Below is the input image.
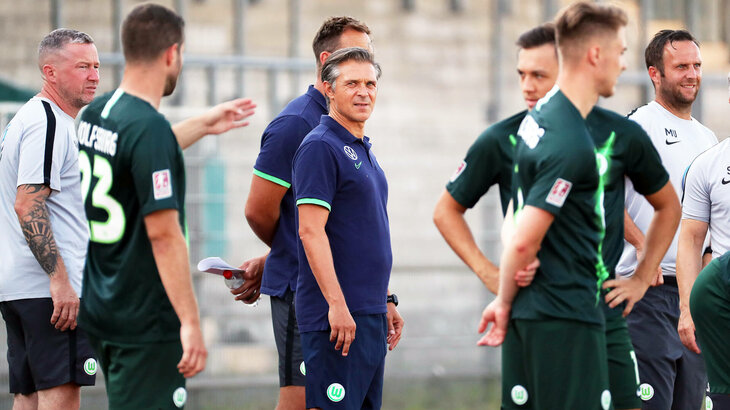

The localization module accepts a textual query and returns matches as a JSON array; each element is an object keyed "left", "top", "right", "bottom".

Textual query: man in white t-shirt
[
  {"left": 0, "top": 29, "right": 100, "bottom": 410},
  {"left": 675, "top": 73, "right": 730, "bottom": 408},
  {"left": 618, "top": 29, "right": 717, "bottom": 409}
]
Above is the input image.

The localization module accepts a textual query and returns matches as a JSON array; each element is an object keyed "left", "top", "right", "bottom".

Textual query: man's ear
[
  {"left": 41, "top": 64, "right": 55, "bottom": 83},
  {"left": 587, "top": 44, "right": 601, "bottom": 67},
  {"left": 323, "top": 81, "right": 335, "bottom": 99},
  {"left": 319, "top": 51, "right": 331, "bottom": 68},
  {"left": 648, "top": 65, "right": 662, "bottom": 86},
  {"left": 165, "top": 43, "right": 180, "bottom": 67}
]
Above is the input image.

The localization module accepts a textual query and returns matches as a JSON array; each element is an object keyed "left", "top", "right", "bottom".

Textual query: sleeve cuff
[
  {"left": 253, "top": 169, "right": 291, "bottom": 188},
  {"left": 296, "top": 198, "right": 331, "bottom": 211}
]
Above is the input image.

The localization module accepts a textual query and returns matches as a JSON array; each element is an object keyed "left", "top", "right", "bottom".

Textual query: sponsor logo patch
[
  {"left": 546, "top": 178, "right": 572, "bottom": 208},
  {"left": 706, "top": 396, "right": 714, "bottom": 410},
  {"left": 511, "top": 385, "right": 528, "bottom": 405},
  {"left": 327, "top": 383, "right": 345, "bottom": 402},
  {"left": 639, "top": 383, "right": 654, "bottom": 401},
  {"left": 300, "top": 361, "right": 306, "bottom": 376},
  {"left": 343, "top": 145, "right": 358, "bottom": 160},
  {"left": 153, "top": 169, "right": 173, "bottom": 200},
  {"left": 173, "top": 387, "right": 187, "bottom": 408},
  {"left": 450, "top": 161, "right": 467, "bottom": 182},
  {"left": 83, "top": 358, "right": 97, "bottom": 375}
]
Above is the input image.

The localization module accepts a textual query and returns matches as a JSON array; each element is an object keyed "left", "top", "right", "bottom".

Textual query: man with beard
[
  {"left": 617, "top": 29, "right": 717, "bottom": 409},
  {"left": 77, "top": 4, "right": 206, "bottom": 409}
]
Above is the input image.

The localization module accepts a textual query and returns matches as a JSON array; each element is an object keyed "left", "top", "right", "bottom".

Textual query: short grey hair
[
  {"left": 38, "top": 28, "right": 94, "bottom": 68},
  {"left": 321, "top": 47, "right": 381, "bottom": 90}
]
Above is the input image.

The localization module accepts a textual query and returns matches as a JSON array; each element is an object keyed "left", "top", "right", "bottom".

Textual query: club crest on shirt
[
  {"left": 517, "top": 115, "right": 545, "bottom": 149},
  {"left": 450, "top": 160, "right": 467, "bottom": 182},
  {"left": 343, "top": 145, "right": 358, "bottom": 160},
  {"left": 546, "top": 178, "right": 572, "bottom": 207},
  {"left": 153, "top": 169, "right": 173, "bottom": 200}
]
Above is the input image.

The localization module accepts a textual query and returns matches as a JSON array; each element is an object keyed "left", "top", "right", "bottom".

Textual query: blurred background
[{"left": 1, "top": 0, "right": 729, "bottom": 408}]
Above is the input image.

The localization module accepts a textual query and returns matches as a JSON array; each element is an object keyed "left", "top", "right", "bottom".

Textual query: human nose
[
  {"left": 89, "top": 67, "right": 100, "bottom": 82},
  {"left": 522, "top": 77, "right": 535, "bottom": 93}
]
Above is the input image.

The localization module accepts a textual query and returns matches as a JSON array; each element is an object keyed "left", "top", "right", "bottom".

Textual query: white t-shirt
[
  {"left": 681, "top": 137, "right": 730, "bottom": 257},
  {"left": 0, "top": 97, "right": 87, "bottom": 301},
  {"left": 617, "top": 101, "right": 717, "bottom": 277}
]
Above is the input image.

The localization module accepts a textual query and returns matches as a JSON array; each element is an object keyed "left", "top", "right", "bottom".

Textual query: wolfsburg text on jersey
[{"left": 78, "top": 120, "right": 117, "bottom": 156}]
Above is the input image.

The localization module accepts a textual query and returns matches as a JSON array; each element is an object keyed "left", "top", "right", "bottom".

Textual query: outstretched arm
[{"left": 172, "top": 98, "right": 256, "bottom": 149}]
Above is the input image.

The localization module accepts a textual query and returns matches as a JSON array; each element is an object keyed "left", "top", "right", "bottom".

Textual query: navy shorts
[
  {"left": 301, "top": 313, "right": 387, "bottom": 410},
  {"left": 626, "top": 283, "right": 706, "bottom": 409},
  {"left": 0, "top": 298, "right": 97, "bottom": 394},
  {"left": 271, "top": 289, "right": 306, "bottom": 387}
]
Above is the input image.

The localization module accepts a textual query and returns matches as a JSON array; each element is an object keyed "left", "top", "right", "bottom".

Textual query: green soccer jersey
[
  {"left": 587, "top": 107, "right": 669, "bottom": 319},
  {"left": 511, "top": 87, "right": 605, "bottom": 325},
  {"left": 77, "top": 89, "right": 185, "bottom": 343},
  {"left": 446, "top": 110, "right": 525, "bottom": 215}
]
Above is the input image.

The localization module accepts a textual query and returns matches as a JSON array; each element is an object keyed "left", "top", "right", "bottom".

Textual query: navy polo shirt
[
  {"left": 252, "top": 85, "right": 327, "bottom": 297},
  {"left": 293, "top": 115, "right": 392, "bottom": 333}
]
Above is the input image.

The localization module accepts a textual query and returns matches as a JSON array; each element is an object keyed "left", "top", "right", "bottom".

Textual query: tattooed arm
[{"left": 14, "top": 184, "right": 79, "bottom": 331}]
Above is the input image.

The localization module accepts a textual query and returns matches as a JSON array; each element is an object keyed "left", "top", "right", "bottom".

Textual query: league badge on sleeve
[
  {"left": 450, "top": 160, "right": 467, "bottom": 182},
  {"left": 546, "top": 178, "right": 572, "bottom": 207},
  {"left": 152, "top": 169, "right": 173, "bottom": 200}
]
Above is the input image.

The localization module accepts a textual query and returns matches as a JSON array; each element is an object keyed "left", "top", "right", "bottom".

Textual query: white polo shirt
[
  {"left": 682, "top": 137, "right": 730, "bottom": 257},
  {"left": 0, "top": 97, "right": 87, "bottom": 301},
  {"left": 617, "top": 101, "right": 717, "bottom": 277}
]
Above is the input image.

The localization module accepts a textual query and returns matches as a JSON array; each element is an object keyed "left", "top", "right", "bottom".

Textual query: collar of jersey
[
  {"left": 306, "top": 84, "right": 328, "bottom": 112},
  {"left": 319, "top": 115, "right": 372, "bottom": 149}
]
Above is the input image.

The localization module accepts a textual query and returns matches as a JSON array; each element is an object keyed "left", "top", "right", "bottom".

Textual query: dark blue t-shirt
[
  {"left": 253, "top": 85, "right": 327, "bottom": 297},
  {"left": 293, "top": 116, "right": 392, "bottom": 333}
]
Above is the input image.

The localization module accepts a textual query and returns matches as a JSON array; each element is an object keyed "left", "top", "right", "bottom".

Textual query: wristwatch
[{"left": 387, "top": 294, "right": 399, "bottom": 306}]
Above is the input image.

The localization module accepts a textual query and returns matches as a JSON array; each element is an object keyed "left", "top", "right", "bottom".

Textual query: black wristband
[
  {"left": 387, "top": 294, "right": 398, "bottom": 306},
  {"left": 704, "top": 246, "right": 713, "bottom": 256}
]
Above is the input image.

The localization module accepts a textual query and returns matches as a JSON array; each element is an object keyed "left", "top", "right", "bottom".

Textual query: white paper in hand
[{"left": 197, "top": 257, "right": 245, "bottom": 276}]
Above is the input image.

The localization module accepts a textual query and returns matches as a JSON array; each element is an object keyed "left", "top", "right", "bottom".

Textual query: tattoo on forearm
[{"left": 18, "top": 184, "right": 59, "bottom": 276}]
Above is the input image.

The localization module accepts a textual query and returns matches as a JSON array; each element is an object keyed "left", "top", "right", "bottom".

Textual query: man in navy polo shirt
[
  {"left": 293, "top": 47, "right": 404, "bottom": 409},
  {"left": 241, "top": 17, "right": 372, "bottom": 409}
]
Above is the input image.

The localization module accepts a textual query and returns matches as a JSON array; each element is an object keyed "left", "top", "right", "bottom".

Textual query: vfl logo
[
  {"left": 546, "top": 178, "right": 572, "bottom": 208},
  {"left": 722, "top": 166, "right": 730, "bottom": 185},
  {"left": 172, "top": 387, "right": 187, "bottom": 408},
  {"left": 706, "top": 396, "right": 714, "bottom": 410},
  {"left": 665, "top": 128, "right": 680, "bottom": 145},
  {"left": 639, "top": 383, "right": 654, "bottom": 401},
  {"left": 517, "top": 115, "right": 545, "bottom": 149},
  {"left": 601, "top": 390, "right": 612, "bottom": 410},
  {"left": 300, "top": 361, "right": 306, "bottom": 376},
  {"left": 327, "top": 383, "right": 345, "bottom": 402},
  {"left": 354, "top": 161, "right": 362, "bottom": 170},
  {"left": 83, "top": 358, "right": 97, "bottom": 375},
  {"left": 343, "top": 146, "right": 358, "bottom": 160},
  {"left": 511, "top": 385, "right": 528, "bottom": 405}
]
